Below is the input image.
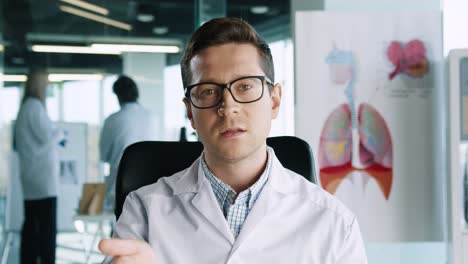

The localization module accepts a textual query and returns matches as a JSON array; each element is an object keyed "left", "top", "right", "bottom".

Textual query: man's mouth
[{"left": 220, "top": 128, "right": 246, "bottom": 138}]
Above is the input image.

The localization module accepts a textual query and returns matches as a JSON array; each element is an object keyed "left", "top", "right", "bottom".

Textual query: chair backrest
[{"left": 115, "top": 136, "right": 316, "bottom": 219}]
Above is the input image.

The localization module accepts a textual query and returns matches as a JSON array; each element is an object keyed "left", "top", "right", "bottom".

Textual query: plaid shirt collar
[{"left": 202, "top": 147, "right": 272, "bottom": 210}]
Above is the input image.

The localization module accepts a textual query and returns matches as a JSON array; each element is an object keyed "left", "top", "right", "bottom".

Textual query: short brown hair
[
  {"left": 113, "top": 75, "right": 139, "bottom": 103},
  {"left": 22, "top": 67, "right": 48, "bottom": 104},
  {"left": 180, "top": 17, "right": 274, "bottom": 88}
]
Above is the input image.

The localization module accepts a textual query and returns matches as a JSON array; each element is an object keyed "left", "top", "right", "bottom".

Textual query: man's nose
[{"left": 218, "top": 88, "right": 239, "bottom": 116}]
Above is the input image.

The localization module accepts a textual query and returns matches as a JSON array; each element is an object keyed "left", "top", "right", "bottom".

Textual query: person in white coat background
[
  {"left": 99, "top": 18, "right": 368, "bottom": 263},
  {"left": 14, "top": 67, "right": 65, "bottom": 263},
  {"left": 99, "top": 75, "right": 157, "bottom": 211}
]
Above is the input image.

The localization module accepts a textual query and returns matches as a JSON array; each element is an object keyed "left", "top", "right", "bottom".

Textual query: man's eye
[
  {"left": 239, "top": 85, "right": 252, "bottom": 91},
  {"left": 201, "top": 88, "right": 216, "bottom": 95}
]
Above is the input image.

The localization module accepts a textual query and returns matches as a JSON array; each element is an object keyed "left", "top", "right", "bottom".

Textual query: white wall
[
  {"left": 123, "top": 52, "right": 166, "bottom": 140},
  {"left": 325, "top": 0, "right": 440, "bottom": 11},
  {"left": 163, "top": 65, "right": 186, "bottom": 141},
  {"left": 444, "top": 0, "right": 468, "bottom": 54}
]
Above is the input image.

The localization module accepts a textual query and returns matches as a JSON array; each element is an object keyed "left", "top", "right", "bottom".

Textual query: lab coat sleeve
[
  {"left": 99, "top": 119, "right": 112, "bottom": 163},
  {"left": 336, "top": 217, "right": 368, "bottom": 264},
  {"left": 101, "top": 192, "right": 149, "bottom": 264},
  {"left": 29, "top": 101, "right": 62, "bottom": 145}
]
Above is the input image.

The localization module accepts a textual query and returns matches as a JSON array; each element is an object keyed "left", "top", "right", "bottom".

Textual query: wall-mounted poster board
[{"left": 295, "top": 11, "right": 443, "bottom": 242}]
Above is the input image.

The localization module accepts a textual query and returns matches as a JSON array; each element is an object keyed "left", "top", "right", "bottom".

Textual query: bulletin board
[{"left": 6, "top": 122, "right": 88, "bottom": 232}]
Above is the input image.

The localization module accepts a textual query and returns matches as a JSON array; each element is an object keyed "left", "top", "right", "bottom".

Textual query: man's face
[{"left": 184, "top": 43, "right": 281, "bottom": 162}]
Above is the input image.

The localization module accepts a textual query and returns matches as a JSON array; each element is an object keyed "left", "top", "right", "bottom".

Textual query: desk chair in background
[{"left": 114, "top": 136, "right": 316, "bottom": 220}]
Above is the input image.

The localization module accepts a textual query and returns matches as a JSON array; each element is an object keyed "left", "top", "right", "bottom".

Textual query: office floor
[{"left": 1, "top": 225, "right": 109, "bottom": 264}]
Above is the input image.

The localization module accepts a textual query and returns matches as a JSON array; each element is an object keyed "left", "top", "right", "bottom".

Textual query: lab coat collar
[
  {"left": 266, "top": 148, "right": 297, "bottom": 194},
  {"left": 230, "top": 149, "right": 298, "bottom": 254},
  {"left": 171, "top": 148, "right": 300, "bottom": 247},
  {"left": 172, "top": 147, "right": 297, "bottom": 196},
  {"left": 172, "top": 157, "right": 202, "bottom": 195}
]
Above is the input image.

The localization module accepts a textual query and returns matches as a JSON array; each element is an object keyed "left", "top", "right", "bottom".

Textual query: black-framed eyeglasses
[{"left": 184, "top": 75, "right": 274, "bottom": 109}]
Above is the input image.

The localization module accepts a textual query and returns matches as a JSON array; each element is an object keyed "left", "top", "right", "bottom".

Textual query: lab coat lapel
[
  {"left": 229, "top": 153, "right": 293, "bottom": 255},
  {"left": 230, "top": 183, "right": 280, "bottom": 254},
  {"left": 190, "top": 162, "right": 235, "bottom": 244}
]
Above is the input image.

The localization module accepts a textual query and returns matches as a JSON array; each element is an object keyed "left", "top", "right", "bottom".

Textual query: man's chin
[{"left": 209, "top": 144, "right": 245, "bottom": 161}]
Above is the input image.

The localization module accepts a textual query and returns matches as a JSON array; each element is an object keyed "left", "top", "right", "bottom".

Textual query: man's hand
[{"left": 99, "top": 238, "right": 156, "bottom": 263}]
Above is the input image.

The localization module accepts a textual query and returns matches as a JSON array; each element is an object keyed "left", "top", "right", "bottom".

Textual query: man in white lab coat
[
  {"left": 99, "top": 75, "right": 157, "bottom": 211},
  {"left": 99, "top": 18, "right": 368, "bottom": 263}
]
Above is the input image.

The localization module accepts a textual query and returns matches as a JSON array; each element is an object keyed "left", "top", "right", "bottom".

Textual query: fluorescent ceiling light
[
  {"left": 0, "top": 45, "right": 4, "bottom": 52},
  {"left": 31, "top": 45, "right": 121, "bottom": 55},
  {"left": 0, "top": 74, "right": 27, "bottom": 82},
  {"left": 49, "top": 74, "right": 104, "bottom": 82},
  {"left": 60, "top": 5, "right": 132, "bottom": 31},
  {"left": 91, "top": 43, "right": 180, "bottom": 53},
  {"left": 137, "top": 14, "right": 154, "bottom": 23},
  {"left": 250, "top": 6, "right": 269, "bottom": 14},
  {"left": 0, "top": 74, "right": 104, "bottom": 82},
  {"left": 59, "top": 0, "right": 109, "bottom": 15},
  {"left": 153, "top": 26, "right": 169, "bottom": 35},
  {"left": 31, "top": 44, "right": 179, "bottom": 55}
]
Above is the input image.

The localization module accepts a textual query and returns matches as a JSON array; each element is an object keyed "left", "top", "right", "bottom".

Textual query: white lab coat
[
  {"left": 14, "top": 98, "right": 63, "bottom": 200},
  {"left": 106, "top": 149, "right": 368, "bottom": 264},
  {"left": 99, "top": 102, "right": 157, "bottom": 207}
]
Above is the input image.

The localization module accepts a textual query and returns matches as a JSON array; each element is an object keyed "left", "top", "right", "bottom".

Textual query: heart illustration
[{"left": 387, "top": 39, "right": 429, "bottom": 80}]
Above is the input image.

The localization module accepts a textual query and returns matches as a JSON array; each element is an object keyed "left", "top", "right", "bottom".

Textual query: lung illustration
[{"left": 320, "top": 47, "right": 393, "bottom": 200}]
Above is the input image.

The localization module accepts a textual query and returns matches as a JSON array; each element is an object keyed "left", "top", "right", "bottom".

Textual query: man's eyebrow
[
  {"left": 197, "top": 74, "right": 259, "bottom": 84},
  {"left": 194, "top": 78, "right": 221, "bottom": 84}
]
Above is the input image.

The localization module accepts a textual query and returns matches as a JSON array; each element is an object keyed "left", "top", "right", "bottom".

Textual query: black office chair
[{"left": 114, "top": 136, "right": 316, "bottom": 219}]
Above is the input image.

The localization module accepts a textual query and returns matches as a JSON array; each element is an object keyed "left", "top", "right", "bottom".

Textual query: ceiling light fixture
[
  {"left": 12, "top": 57, "right": 25, "bottom": 64},
  {"left": 59, "top": 0, "right": 109, "bottom": 15},
  {"left": 137, "top": 14, "right": 154, "bottom": 23},
  {"left": 0, "top": 74, "right": 104, "bottom": 82},
  {"left": 31, "top": 44, "right": 179, "bottom": 55},
  {"left": 32, "top": 45, "right": 121, "bottom": 55},
  {"left": 0, "top": 74, "right": 27, "bottom": 82},
  {"left": 152, "top": 26, "right": 169, "bottom": 35},
  {"left": 250, "top": 6, "right": 269, "bottom": 14},
  {"left": 0, "top": 45, "right": 4, "bottom": 52},
  {"left": 91, "top": 43, "right": 180, "bottom": 53},
  {"left": 60, "top": 5, "right": 132, "bottom": 31},
  {"left": 49, "top": 74, "right": 104, "bottom": 82}
]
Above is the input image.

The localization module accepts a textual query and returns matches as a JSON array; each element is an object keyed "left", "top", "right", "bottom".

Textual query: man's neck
[
  {"left": 119, "top": 101, "right": 138, "bottom": 107},
  {"left": 204, "top": 145, "right": 268, "bottom": 193}
]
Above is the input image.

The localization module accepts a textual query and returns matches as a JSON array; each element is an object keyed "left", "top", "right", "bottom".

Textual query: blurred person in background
[
  {"left": 14, "top": 67, "right": 66, "bottom": 263},
  {"left": 99, "top": 75, "right": 158, "bottom": 212}
]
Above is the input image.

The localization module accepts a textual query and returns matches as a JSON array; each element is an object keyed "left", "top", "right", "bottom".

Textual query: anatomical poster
[{"left": 295, "top": 12, "right": 442, "bottom": 241}]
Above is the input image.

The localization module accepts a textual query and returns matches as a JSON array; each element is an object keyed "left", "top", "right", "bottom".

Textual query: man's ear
[
  {"left": 270, "top": 83, "right": 282, "bottom": 119},
  {"left": 183, "top": 97, "right": 196, "bottom": 129}
]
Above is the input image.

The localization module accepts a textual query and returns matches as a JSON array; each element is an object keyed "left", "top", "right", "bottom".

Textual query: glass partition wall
[{"left": 0, "top": 0, "right": 293, "bottom": 262}]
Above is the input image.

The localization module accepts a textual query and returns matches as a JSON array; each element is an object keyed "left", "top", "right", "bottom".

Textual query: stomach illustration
[{"left": 318, "top": 103, "right": 393, "bottom": 200}]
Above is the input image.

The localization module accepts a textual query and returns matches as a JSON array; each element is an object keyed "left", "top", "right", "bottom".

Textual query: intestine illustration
[{"left": 318, "top": 47, "right": 393, "bottom": 200}]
